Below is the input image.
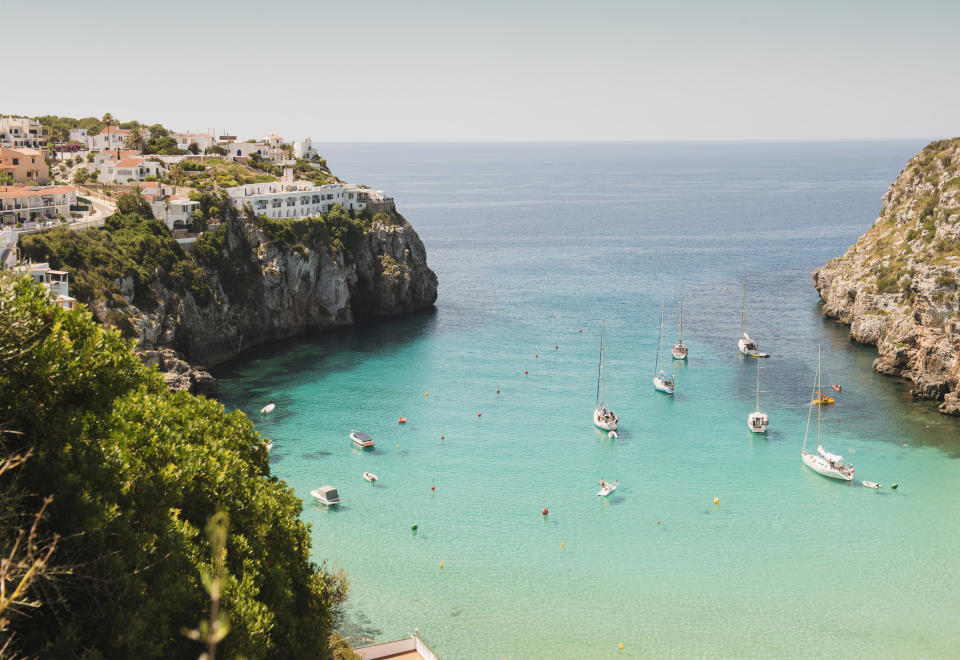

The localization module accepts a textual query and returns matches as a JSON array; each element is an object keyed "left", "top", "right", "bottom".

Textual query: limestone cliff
[
  {"left": 89, "top": 209, "right": 437, "bottom": 376},
  {"left": 813, "top": 138, "right": 960, "bottom": 415}
]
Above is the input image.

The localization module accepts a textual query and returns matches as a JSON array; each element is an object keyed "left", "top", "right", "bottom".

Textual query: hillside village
[{"left": 1, "top": 113, "right": 394, "bottom": 310}]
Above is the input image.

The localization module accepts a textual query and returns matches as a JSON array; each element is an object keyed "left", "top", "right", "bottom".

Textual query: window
[{"left": 12, "top": 158, "right": 18, "bottom": 165}]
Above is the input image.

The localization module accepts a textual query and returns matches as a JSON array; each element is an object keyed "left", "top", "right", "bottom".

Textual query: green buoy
[
  {"left": 411, "top": 524, "right": 418, "bottom": 531},
  {"left": 891, "top": 483, "right": 899, "bottom": 490}
]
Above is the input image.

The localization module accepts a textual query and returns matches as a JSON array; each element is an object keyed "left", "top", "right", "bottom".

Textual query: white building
[
  {"left": 68, "top": 128, "right": 90, "bottom": 148},
  {"left": 99, "top": 156, "right": 167, "bottom": 184},
  {"left": 222, "top": 142, "right": 268, "bottom": 159},
  {"left": 261, "top": 133, "right": 284, "bottom": 147},
  {"left": 0, "top": 185, "right": 77, "bottom": 225},
  {"left": 91, "top": 126, "right": 150, "bottom": 151},
  {"left": 141, "top": 182, "right": 200, "bottom": 229},
  {"left": 11, "top": 260, "right": 77, "bottom": 310},
  {"left": 293, "top": 137, "right": 320, "bottom": 160},
  {"left": 0, "top": 117, "right": 44, "bottom": 149},
  {"left": 225, "top": 175, "right": 389, "bottom": 219},
  {"left": 176, "top": 132, "right": 216, "bottom": 152},
  {"left": 92, "top": 149, "right": 141, "bottom": 169}
]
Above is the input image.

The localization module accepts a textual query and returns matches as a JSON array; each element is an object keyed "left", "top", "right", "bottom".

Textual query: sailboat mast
[
  {"left": 679, "top": 279, "right": 684, "bottom": 343},
  {"left": 817, "top": 345, "right": 822, "bottom": 448},
  {"left": 741, "top": 269, "right": 747, "bottom": 336},
  {"left": 656, "top": 304, "right": 664, "bottom": 376},
  {"left": 598, "top": 321, "right": 605, "bottom": 406},
  {"left": 802, "top": 347, "right": 817, "bottom": 454}
]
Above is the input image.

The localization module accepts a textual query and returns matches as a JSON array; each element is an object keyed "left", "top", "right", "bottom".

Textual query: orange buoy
[
  {"left": 542, "top": 508, "right": 548, "bottom": 515},
  {"left": 398, "top": 417, "right": 407, "bottom": 424}
]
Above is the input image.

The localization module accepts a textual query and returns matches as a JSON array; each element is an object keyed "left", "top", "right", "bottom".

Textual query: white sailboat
[
  {"left": 593, "top": 320, "right": 619, "bottom": 431},
  {"left": 672, "top": 280, "right": 688, "bottom": 360},
  {"left": 653, "top": 303, "right": 675, "bottom": 395},
  {"left": 801, "top": 346, "right": 853, "bottom": 481},
  {"left": 738, "top": 270, "right": 769, "bottom": 358},
  {"left": 748, "top": 358, "right": 769, "bottom": 433}
]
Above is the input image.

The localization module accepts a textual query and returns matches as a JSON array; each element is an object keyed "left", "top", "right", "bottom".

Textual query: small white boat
[
  {"left": 597, "top": 479, "right": 618, "bottom": 497},
  {"left": 260, "top": 403, "right": 275, "bottom": 414},
  {"left": 363, "top": 472, "right": 378, "bottom": 482},
  {"left": 311, "top": 486, "right": 340, "bottom": 505},
  {"left": 266, "top": 442, "right": 273, "bottom": 451},
  {"left": 351, "top": 431, "right": 375, "bottom": 448},
  {"left": 593, "top": 321, "right": 619, "bottom": 431},
  {"left": 801, "top": 347, "right": 853, "bottom": 482},
  {"left": 748, "top": 359, "right": 769, "bottom": 433},
  {"left": 653, "top": 303, "right": 675, "bottom": 395},
  {"left": 672, "top": 279, "right": 688, "bottom": 360},
  {"left": 862, "top": 481, "right": 881, "bottom": 489}
]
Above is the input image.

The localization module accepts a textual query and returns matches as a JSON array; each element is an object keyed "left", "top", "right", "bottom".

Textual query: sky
[{"left": 3, "top": 0, "right": 958, "bottom": 142}]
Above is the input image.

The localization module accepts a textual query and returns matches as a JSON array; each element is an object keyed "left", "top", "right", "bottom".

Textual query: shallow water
[{"left": 216, "top": 142, "right": 960, "bottom": 658}]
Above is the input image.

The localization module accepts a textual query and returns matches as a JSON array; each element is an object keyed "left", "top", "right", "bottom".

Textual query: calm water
[{"left": 215, "top": 142, "right": 960, "bottom": 658}]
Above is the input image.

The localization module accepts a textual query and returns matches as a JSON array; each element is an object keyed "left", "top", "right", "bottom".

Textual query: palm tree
[{"left": 124, "top": 129, "right": 145, "bottom": 152}]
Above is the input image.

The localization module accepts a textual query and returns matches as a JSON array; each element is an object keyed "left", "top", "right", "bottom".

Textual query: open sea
[{"left": 214, "top": 142, "right": 960, "bottom": 658}]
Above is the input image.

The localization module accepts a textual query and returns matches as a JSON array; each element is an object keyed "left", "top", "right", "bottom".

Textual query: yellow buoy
[
  {"left": 439, "top": 562, "right": 444, "bottom": 569},
  {"left": 619, "top": 642, "right": 624, "bottom": 650},
  {"left": 714, "top": 497, "right": 720, "bottom": 505},
  {"left": 396, "top": 444, "right": 400, "bottom": 449},
  {"left": 561, "top": 541, "right": 565, "bottom": 548},
  {"left": 425, "top": 392, "right": 429, "bottom": 396}
]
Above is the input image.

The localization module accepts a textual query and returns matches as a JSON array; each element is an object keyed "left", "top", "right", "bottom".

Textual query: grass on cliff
[
  {"left": 19, "top": 196, "right": 214, "bottom": 316},
  {"left": 248, "top": 204, "right": 368, "bottom": 255},
  {"left": 163, "top": 158, "right": 276, "bottom": 190}
]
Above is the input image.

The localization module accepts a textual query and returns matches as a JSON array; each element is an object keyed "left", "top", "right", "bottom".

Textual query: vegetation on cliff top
[
  {"left": 0, "top": 274, "right": 349, "bottom": 658},
  {"left": 829, "top": 137, "right": 960, "bottom": 305}
]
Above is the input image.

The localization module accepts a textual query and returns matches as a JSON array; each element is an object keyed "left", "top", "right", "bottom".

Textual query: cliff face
[
  {"left": 93, "top": 210, "right": 437, "bottom": 371},
  {"left": 813, "top": 138, "right": 960, "bottom": 415}
]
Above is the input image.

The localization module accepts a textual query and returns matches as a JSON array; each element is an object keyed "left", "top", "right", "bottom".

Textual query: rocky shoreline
[{"left": 813, "top": 138, "right": 960, "bottom": 415}]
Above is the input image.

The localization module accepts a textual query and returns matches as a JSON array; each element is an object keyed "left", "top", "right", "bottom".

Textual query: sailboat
[
  {"left": 653, "top": 303, "right": 675, "bottom": 395},
  {"left": 738, "top": 270, "right": 769, "bottom": 358},
  {"left": 672, "top": 280, "right": 688, "bottom": 360},
  {"left": 593, "top": 320, "right": 619, "bottom": 431},
  {"left": 801, "top": 346, "right": 853, "bottom": 481},
  {"left": 748, "top": 359, "right": 769, "bottom": 433}
]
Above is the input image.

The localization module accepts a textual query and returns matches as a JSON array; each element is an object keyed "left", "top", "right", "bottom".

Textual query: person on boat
[{"left": 599, "top": 477, "right": 606, "bottom": 488}]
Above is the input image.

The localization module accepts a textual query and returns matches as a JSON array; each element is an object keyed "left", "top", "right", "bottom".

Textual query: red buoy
[
  {"left": 524, "top": 370, "right": 528, "bottom": 375},
  {"left": 477, "top": 413, "right": 482, "bottom": 417},
  {"left": 536, "top": 354, "right": 539, "bottom": 358},
  {"left": 542, "top": 508, "right": 548, "bottom": 515},
  {"left": 555, "top": 345, "right": 558, "bottom": 349},
  {"left": 431, "top": 486, "right": 435, "bottom": 491},
  {"left": 579, "top": 329, "right": 582, "bottom": 333},
  {"left": 496, "top": 389, "right": 500, "bottom": 394},
  {"left": 398, "top": 417, "right": 407, "bottom": 424},
  {"left": 441, "top": 435, "right": 445, "bottom": 440}
]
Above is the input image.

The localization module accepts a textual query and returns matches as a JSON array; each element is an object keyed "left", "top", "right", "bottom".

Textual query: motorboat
[
  {"left": 363, "top": 472, "right": 378, "bottom": 482},
  {"left": 311, "top": 486, "right": 340, "bottom": 505},
  {"left": 801, "top": 347, "right": 853, "bottom": 481},
  {"left": 597, "top": 479, "right": 618, "bottom": 497},
  {"left": 593, "top": 321, "right": 619, "bottom": 431},
  {"left": 351, "top": 431, "right": 375, "bottom": 448},
  {"left": 260, "top": 403, "right": 275, "bottom": 414},
  {"left": 862, "top": 481, "right": 881, "bottom": 489}
]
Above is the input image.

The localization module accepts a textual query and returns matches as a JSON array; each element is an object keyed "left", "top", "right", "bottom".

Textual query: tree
[
  {"left": 205, "top": 145, "right": 227, "bottom": 156},
  {"left": 0, "top": 273, "right": 350, "bottom": 658},
  {"left": 117, "top": 188, "right": 153, "bottom": 217},
  {"left": 0, "top": 172, "right": 13, "bottom": 185},
  {"left": 188, "top": 142, "right": 201, "bottom": 155},
  {"left": 100, "top": 112, "right": 114, "bottom": 126},
  {"left": 124, "top": 129, "right": 146, "bottom": 152}
]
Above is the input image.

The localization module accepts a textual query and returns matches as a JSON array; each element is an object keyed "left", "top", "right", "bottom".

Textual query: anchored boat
[
  {"left": 672, "top": 280, "right": 688, "bottom": 360},
  {"left": 311, "top": 486, "right": 341, "bottom": 505},
  {"left": 748, "top": 358, "right": 769, "bottom": 433},
  {"left": 738, "top": 270, "right": 769, "bottom": 358},
  {"left": 801, "top": 347, "right": 853, "bottom": 481},
  {"left": 593, "top": 321, "right": 620, "bottom": 431},
  {"left": 653, "top": 303, "right": 675, "bottom": 395}
]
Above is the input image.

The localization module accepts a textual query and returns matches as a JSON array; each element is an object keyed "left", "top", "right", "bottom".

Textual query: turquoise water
[{"left": 216, "top": 143, "right": 960, "bottom": 658}]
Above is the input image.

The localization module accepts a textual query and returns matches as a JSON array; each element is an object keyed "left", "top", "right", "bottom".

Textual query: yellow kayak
[{"left": 813, "top": 391, "right": 835, "bottom": 405}]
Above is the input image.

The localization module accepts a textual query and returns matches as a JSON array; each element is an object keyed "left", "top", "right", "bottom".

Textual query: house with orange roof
[
  {"left": 98, "top": 156, "right": 167, "bottom": 184},
  {"left": 0, "top": 147, "right": 49, "bottom": 184},
  {"left": 0, "top": 185, "right": 77, "bottom": 225}
]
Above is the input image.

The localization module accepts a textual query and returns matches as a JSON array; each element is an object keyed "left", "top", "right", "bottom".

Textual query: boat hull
[
  {"left": 597, "top": 484, "right": 617, "bottom": 497},
  {"left": 671, "top": 343, "right": 688, "bottom": 360},
  {"left": 748, "top": 412, "right": 768, "bottom": 433},
  {"left": 801, "top": 451, "right": 853, "bottom": 481},
  {"left": 593, "top": 407, "right": 618, "bottom": 431},
  {"left": 653, "top": 376, "right": 674, "bottom": 395}
]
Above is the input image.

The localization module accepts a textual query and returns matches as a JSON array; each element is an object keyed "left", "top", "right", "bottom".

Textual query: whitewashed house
[
  {"left": 222, "top": 141, "right": 268, "bottom": 159},
  {"left": 68, "top": 128, "right": 90, "bottom": 148},
  {"left": 261, "top": 133, "right": 284, "bottom": 147},
  {"left": 0, "top": 117, "right": 44, "bottom": 149},
  {"left": 175, "top": 132, "right": 216, "bottom": 152},
  {"left": 99, "top": 156, "right": 167, "bottom": 184},
  {"left": 91, "top": 126, "right": 150, "bottom": 151},
  {"left": 0, "top": 185, "right": 77, "bottom": 225},
  {"left": 293, "top": 137, "right": 320, "bottom": 160},
  {"left": 225, "top": 171, "right": 389, "bottom": 219},
  {"left": 11, "top": 260, "right": 77, "bottom": 310}
]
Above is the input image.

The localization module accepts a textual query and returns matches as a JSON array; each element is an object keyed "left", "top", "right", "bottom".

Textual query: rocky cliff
[
  {"left": 813, "top": 138, "right": 960, "bottom": 415},
  {"left": 101, "top": 209, "right": 438, "bottom": 378}
]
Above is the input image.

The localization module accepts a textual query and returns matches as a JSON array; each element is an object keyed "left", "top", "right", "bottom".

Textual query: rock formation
[{"left": 813, "top": 138, "right": 960, "bottom": 415}]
